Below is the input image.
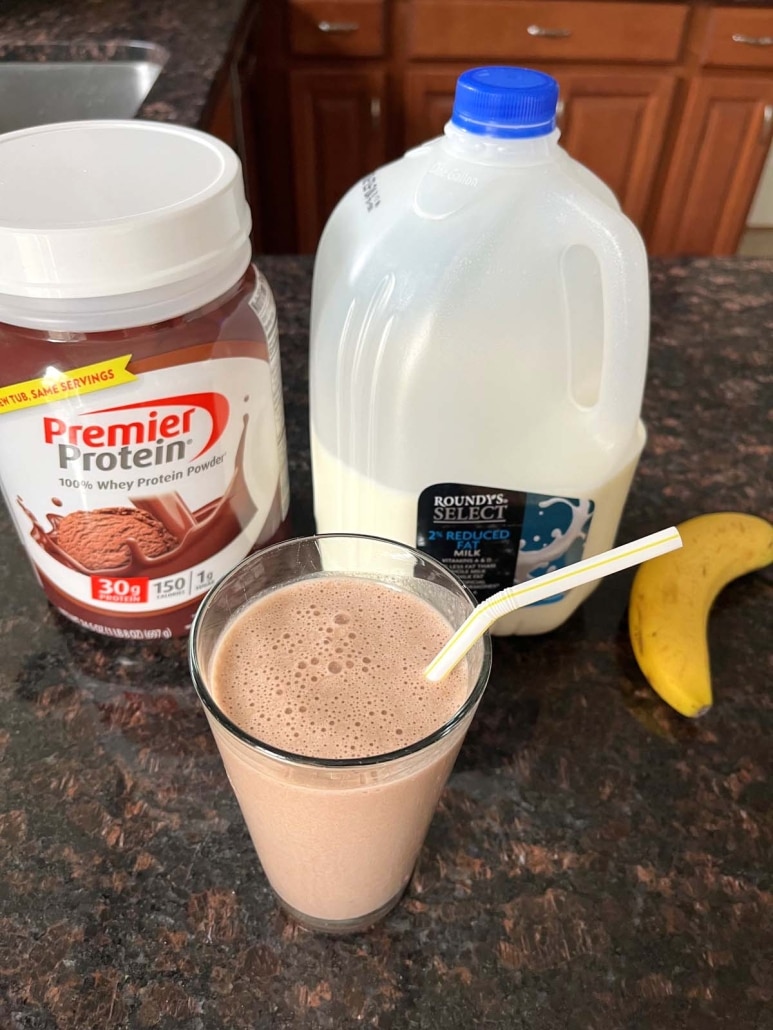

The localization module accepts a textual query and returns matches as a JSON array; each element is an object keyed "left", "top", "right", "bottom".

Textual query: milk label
[{"left": 417, "top": 482, "right": 595, "bottom": 602}]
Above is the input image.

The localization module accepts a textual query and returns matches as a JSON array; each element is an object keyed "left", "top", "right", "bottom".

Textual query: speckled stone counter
[
  {"left": 0, "top": 0, "right": 253, "bottom": 128},
  {"left": 1, "top": 257, "right": 771, "bottom": 1029}
]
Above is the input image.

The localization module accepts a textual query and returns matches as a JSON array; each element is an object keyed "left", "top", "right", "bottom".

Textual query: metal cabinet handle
[
  {"left": 370, "top": 97, "right": 381, "bottom": 130},
  {"left": 762, "top": 104, "right": 773, "bottom": 145},
  {"left": 527, "top": 24, "right": 572, "bottom": 39},
  {"left": 732, "top": 33, "right": 773, "bottom": 47},
  {"left": 317, "top": 20, "right": 359, "bottom": 33},
  {"left": 556, "top": 98, "right": 566, "bottom": 130}
]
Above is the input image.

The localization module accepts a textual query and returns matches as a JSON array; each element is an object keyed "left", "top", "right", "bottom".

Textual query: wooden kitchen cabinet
[
  {"left": 650, "top": 76, "right": 773, "bottom": 255},
  {"left": 647, "top": 4, "right": 773, "bottom": 254},
  {"left": 701, "top": 7, "right": 773, "bottom": 72},
  {"left": 289, "top": 69, "right": 387, "bottom": 251},
  {"left": 202, "top": 2, "right": 266, "bottom": 248},
  {"left": 206, "top": 69, "right": 238, "bottom": 151},
  {"left": 558, "top": 73, "right": 678, "bottom": 228},
  {"left": 245, "top": 0, "right": 773, "bottom": 255},
  {"left": 406, "top": 1, "right": 689, "bottom": 63},
  {"left": 288, "top": 0, "right": 386, "bottom": 57},
  {"left": 405, "top": 68, "right": 677, "bottom": 229}
]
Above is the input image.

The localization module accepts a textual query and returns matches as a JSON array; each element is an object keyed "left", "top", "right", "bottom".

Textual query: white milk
[
  {"left": 310, "top": 68, "right": 650, "bottom": 634},
  {"left": 311, "top": 422, "right": 645, "bottom": 634}
]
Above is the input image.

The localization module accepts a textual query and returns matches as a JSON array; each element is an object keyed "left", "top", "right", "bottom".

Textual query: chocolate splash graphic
[{"left": 18, "top": 415, "right": 266, "bottom": 579}]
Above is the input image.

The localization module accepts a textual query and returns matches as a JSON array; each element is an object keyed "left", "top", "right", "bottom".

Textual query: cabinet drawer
[
  {"left": 408, "top": 2, "right": 688, "bottom": 64},
  {"left": 702, "top": 8, "right": 773, "bottom": 71},
  {"left": 288, "top": 0, "right": 385, "bottom": 57}
]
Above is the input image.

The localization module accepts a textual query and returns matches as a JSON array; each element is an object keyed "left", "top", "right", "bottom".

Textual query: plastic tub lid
[{"left": 0, "top": 120, "right": 251, "bottom": 299}]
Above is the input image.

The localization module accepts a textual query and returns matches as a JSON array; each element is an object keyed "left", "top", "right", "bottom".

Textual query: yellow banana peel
[{"left": 628, "top": 512, "right": 773, "bottom": 717}]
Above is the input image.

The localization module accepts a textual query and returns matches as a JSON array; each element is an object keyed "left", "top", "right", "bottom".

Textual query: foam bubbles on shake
[{"left": 211, "top": 576, "right": 469, "bottom": 759}]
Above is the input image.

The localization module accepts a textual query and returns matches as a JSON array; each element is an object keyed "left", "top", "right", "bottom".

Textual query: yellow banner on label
[{"left": 0, "top": 355, "right": 136, "bottom": 415}]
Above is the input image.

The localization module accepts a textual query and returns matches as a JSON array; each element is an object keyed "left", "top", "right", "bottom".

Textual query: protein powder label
[
  {"left": 0, "top": 347, "right": 289, "bottom": 639},
  {"left": 417, "top": 482, "right": 594, "bottom": 602}
]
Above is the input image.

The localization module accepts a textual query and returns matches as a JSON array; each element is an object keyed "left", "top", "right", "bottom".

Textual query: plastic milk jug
[{"left": 309, "top": 67, "right": 649, "bottom": 634}]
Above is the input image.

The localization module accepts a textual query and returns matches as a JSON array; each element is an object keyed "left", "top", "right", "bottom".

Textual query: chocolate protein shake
[{"left": 190, "top": 535, "right": 491, "bottom": 933}]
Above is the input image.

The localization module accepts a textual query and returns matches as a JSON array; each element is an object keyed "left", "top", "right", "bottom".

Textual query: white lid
[{"left": 0, "top": 120, "right": 252, "bottom": 302}]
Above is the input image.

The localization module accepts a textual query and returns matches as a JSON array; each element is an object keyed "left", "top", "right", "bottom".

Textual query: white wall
[{"left": 748, "top": 144, "right": 773, "bottom": 228}]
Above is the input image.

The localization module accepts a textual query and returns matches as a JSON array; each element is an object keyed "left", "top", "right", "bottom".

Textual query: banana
[{"left": 628, "top": 512, "right": 773, "bottom": 717}]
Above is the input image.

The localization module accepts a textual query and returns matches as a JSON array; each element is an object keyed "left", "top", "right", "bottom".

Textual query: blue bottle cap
[{"left": 451, "top": 67, "right": 559, "bottom": 139}]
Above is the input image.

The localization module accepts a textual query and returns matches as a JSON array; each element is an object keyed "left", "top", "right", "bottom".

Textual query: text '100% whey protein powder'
[{"left": 0, "top": 121, "right": 290, "bottom": 640}]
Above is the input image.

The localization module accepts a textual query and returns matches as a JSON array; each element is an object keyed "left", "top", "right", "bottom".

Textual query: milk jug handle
[{"left": 565, "top": 205, "right": 649, "bottom": 445}]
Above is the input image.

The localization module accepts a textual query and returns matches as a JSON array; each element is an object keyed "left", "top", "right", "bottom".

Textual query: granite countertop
[
  {"left": 0, "top": 0, "right": 253, "bottom": 128},
  {"left": 1, "top": 256, "right": 771, "bottom": 1029}
]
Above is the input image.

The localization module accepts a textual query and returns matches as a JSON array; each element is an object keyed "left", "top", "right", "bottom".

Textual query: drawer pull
[
  {"left": 527, "top": 24, "right": 572, "bottom": 39},
  {"left": 317, "top": 20, "right": 359, "bottom": 34},
  {"left": 732, "top": 33, "right": 773, "bottom": 47}
]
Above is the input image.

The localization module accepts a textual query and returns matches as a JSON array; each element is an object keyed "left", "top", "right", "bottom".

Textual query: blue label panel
[
  {"left": 516, "top": 494, "right": 595, "bottom": 604},
  {"left": 417, "top": 482, "right": 594, "bottom": 604}
]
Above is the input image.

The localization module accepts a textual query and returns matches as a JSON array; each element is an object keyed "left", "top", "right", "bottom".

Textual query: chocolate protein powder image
[{"left": 55, "top": 508, "right": 179, "bottom": 570}]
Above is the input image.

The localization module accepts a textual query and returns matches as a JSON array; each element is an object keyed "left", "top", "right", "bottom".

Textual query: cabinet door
[
  {"left": 404, "top": 69, "right": 456, "bottom": 146},
  {"left": 557, "top": 73, "right": 676, "bottom": 228},
  {"left": 407, "top": 1, "right": 688, "bottom": 64},
  {"left": 204, "top": 69, "right": 237, "bottom": 150},
  {"left": 650, "top": 76, "right": 773, "bottom": 256},
  {"left": 290, "top": 69, "right": 386, "bottom": 252},
  {"left": 405, "top": 68, "right": 676, "bottom": 232},
  {"left": 204, "top": 55, "right": 265, "bottom": 249}
]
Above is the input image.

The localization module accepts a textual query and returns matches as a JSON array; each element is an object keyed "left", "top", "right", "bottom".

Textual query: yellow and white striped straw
[{"left": 424, "top": 526, "right": 682, "bottom": 682}]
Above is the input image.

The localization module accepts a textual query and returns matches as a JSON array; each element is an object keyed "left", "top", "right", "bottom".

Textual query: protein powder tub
[{"left": 0, "top": 120, "right": 290, "bottom": 640}]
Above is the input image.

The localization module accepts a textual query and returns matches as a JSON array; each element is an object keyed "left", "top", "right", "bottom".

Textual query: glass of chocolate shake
[{"left": 189, "top": 534, "right": 491, "bottom": 933}]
